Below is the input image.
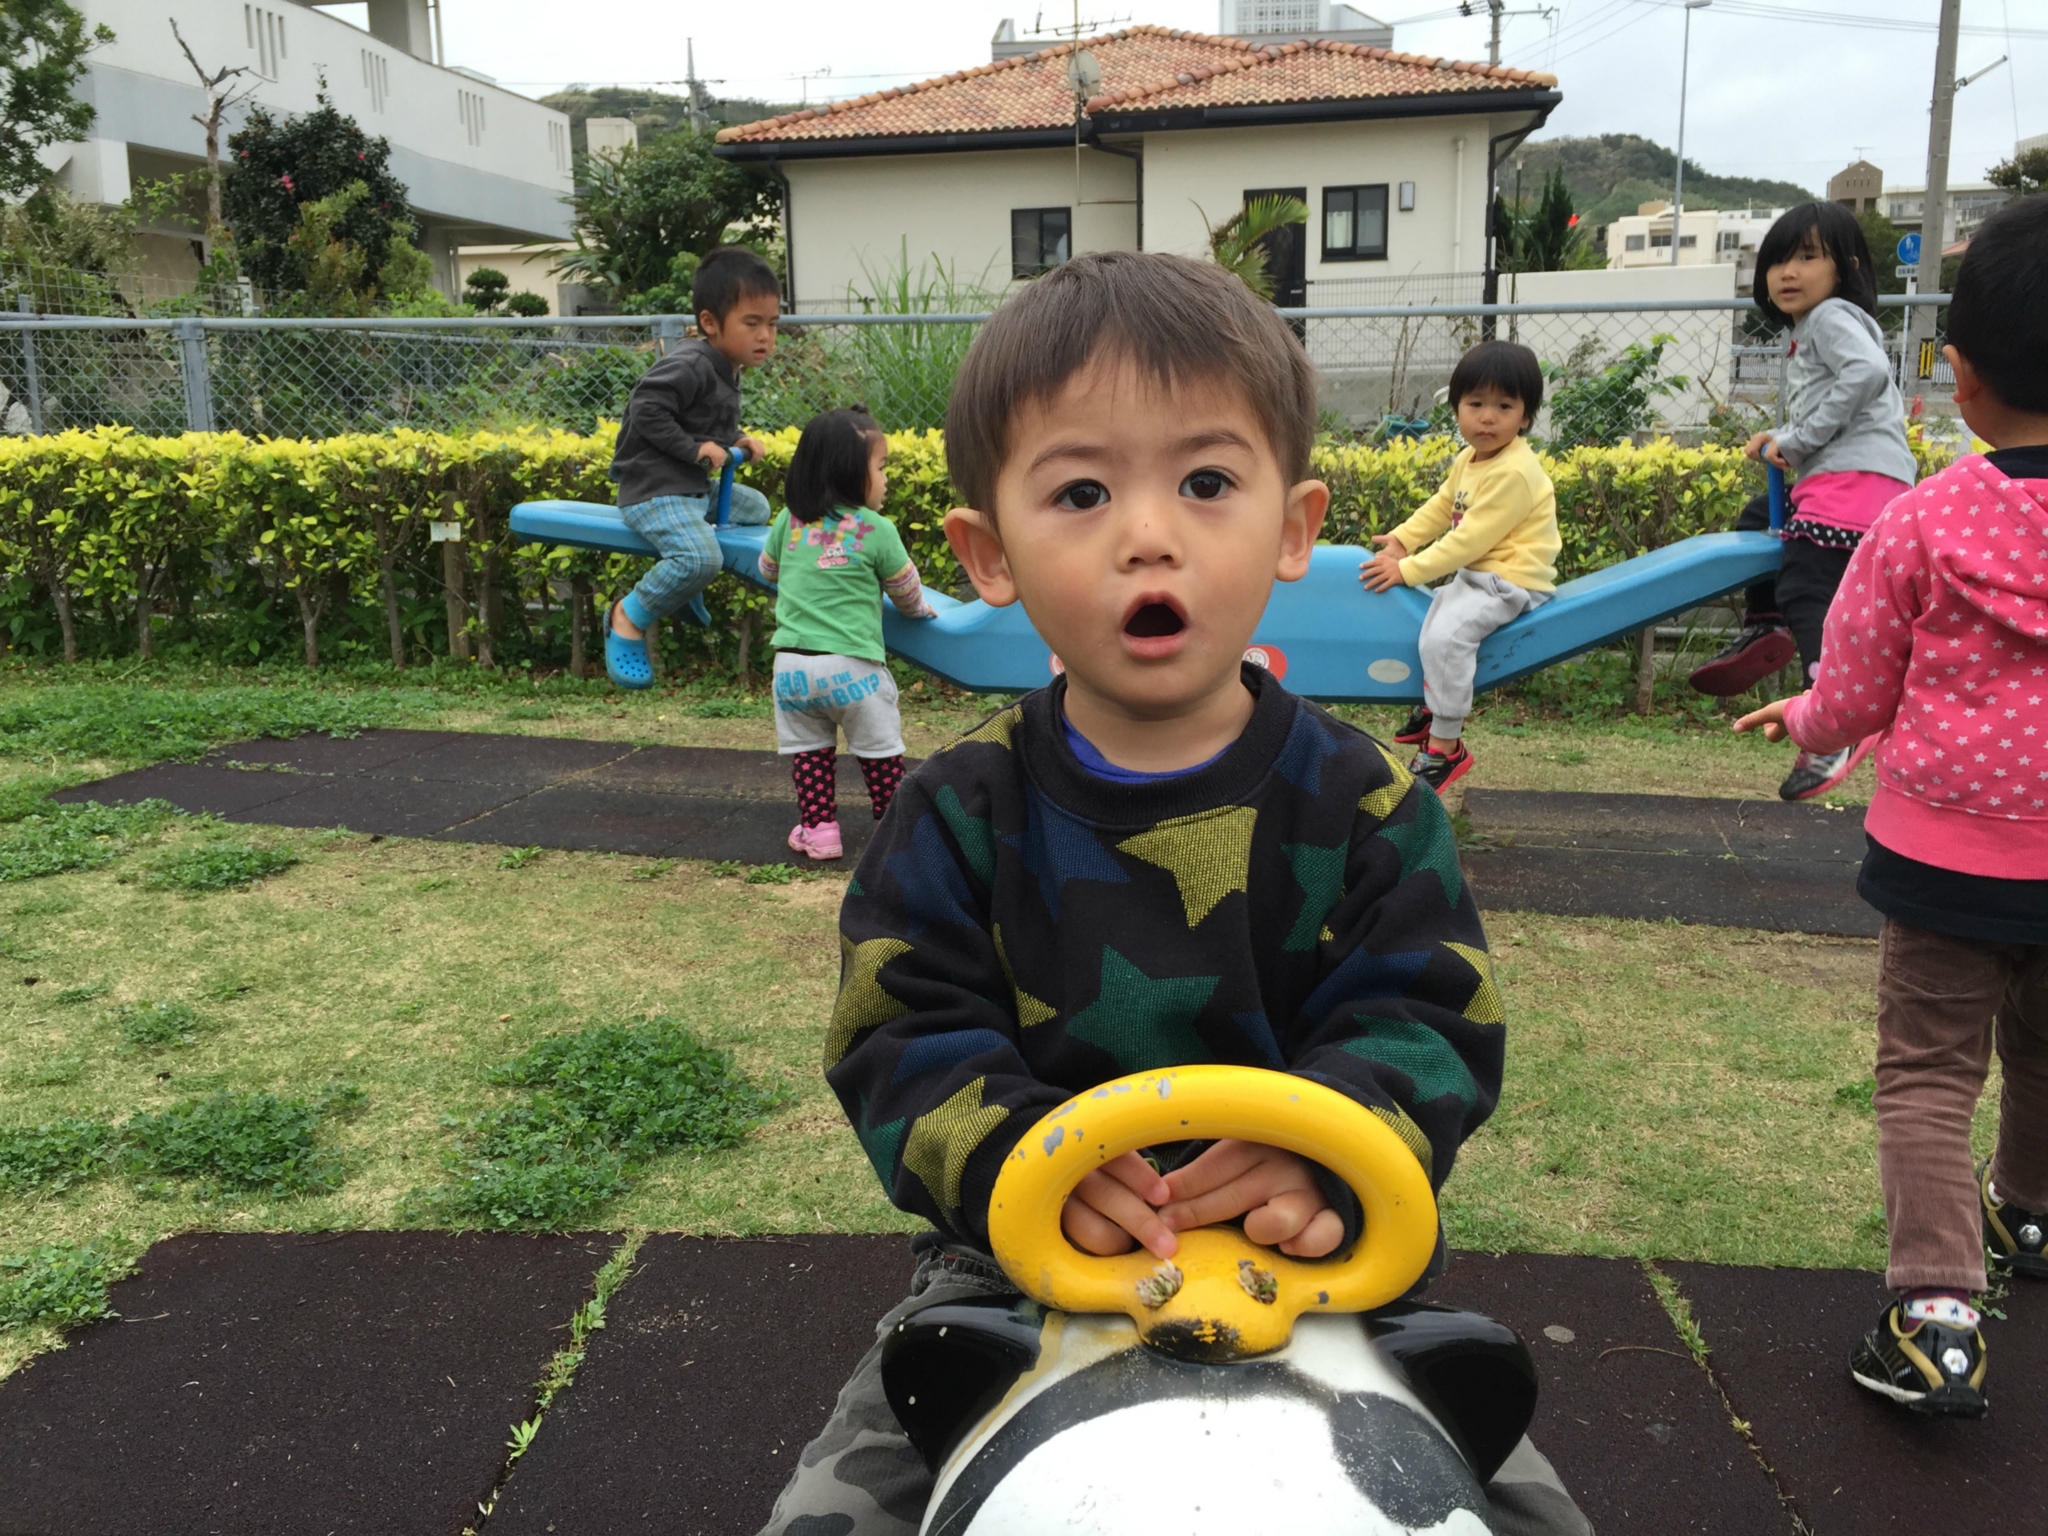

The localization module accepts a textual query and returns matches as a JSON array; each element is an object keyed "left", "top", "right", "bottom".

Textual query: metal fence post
[
  {"left": 654, "top": 315, "right": 680, "bottom": 357},
  {"left": 175, "top": 318, "right": 214, "bottom": 432},
  {"left": 16, "top": 294, "right": 44, "bottom": 434}
]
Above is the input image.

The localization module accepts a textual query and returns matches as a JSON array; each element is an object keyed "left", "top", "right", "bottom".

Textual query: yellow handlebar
[{"left": 985, "top": 1065, "right": 1438, "bottom": 1360}]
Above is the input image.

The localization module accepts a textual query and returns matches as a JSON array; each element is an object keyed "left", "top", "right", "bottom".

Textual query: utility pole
[
  {"left": 685, "top": 38, "right": 707, "bottom": 134},
  {"left": 1489, "top": 0, "right": 1504, "bottom": 65},
  {"left": 1914, "top": 0, "right": 1963, "bottom": 342},
  {"left": 1670, "top": 0, "right": 1710, "bottom": 267}
]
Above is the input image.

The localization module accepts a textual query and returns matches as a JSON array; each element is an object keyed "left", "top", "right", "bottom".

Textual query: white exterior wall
[
  {"left": 784, "top": 148, "right": 1137, "bottom": 306},
  {"left": 1509, "top": 263, "right": 1737, "bottom": 434},
  {"left": 1139, "top": 114, "right": 1497, "bottom": 292},
  {"left": 454, "top": 243, "right": 572, "bottom": 314},
  {"left": 44, "top": 0, "right": 573, "bottom": 291}
]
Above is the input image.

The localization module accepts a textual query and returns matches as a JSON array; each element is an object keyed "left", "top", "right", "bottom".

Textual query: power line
[{"left": 1630, "top": 0, "right": 2048, "bottom": 39}]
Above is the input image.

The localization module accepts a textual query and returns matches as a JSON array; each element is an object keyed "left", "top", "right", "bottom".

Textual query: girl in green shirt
[{"left": 758, "top": 408, "right": 937, "bottom": 861}]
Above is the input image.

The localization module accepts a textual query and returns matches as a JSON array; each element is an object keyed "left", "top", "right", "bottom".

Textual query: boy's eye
[
  {"left": 1181, "top": 469, "right": 1232, "bottom": 501},
  {"left": 1054, "top": 480, "right": 1110, "bottom": 511}
]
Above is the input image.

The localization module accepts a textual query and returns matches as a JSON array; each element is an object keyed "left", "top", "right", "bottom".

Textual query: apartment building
[
  {"left": 38, "top": 0, "right": 573, "bottom": 295},
  {"left": 1603, "top": 201, "right": 1783, "bottom": 293}
]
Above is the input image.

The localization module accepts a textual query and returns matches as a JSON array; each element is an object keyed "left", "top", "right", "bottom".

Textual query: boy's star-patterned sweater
[{"left": 827, "top": 664, "right": 1505, "bottom": 1249}]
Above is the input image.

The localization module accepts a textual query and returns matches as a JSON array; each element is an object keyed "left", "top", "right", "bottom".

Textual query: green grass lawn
[{"left": 0, "top": 658, "right": 1911, "bottom": 1378}]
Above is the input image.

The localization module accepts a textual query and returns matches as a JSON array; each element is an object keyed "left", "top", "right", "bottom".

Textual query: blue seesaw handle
[
  {"left": 1767, "top": 463, "right": 1786, "bottom": 532},
  {"left": 714, "top": 444, "right": 752, "bottom": 528}
]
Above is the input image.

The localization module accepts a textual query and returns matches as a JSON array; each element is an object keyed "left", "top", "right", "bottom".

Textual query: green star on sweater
[{"left": 1066, "top": 945, "right": 1219, "bottom": 1073}]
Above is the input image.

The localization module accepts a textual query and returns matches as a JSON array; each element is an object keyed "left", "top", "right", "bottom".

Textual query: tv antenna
[
  {"left": 1027, "top": 6, "right": 1131, "bottom": 43},
  {"left": 797, "top": 66, "right": 832, "bottom": 105}
]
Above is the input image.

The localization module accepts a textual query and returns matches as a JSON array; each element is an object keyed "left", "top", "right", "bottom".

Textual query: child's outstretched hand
[
  {"left": 1359, "top": 534, "right": 1410, "bottom": 594},
  {"left": 1156, "top": 1139, "right": 1344, "bottom": 1259},
  {"left": 1733, "top": 694, "right": 1802, "bottom": 742},
  {"left": 1743, "top": 431, "right": 1791, "bottom": 471},
  {"left": 1062, "top": 1151, "right": 1177, "bottom": 1260}
]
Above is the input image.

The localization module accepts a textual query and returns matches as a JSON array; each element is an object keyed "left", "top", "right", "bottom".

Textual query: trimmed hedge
[{"left": 0, "top": 424, "right": 1954, "bottom": 672}]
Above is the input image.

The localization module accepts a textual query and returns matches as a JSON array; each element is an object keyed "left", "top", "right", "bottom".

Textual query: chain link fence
[{"left": 0, "top": 288, "right": 1955, "bottom": 448}]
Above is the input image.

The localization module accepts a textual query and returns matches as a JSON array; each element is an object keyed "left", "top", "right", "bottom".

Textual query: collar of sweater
[{"left": 1017, "top": 662, "right": 1298, "bottom": 826}]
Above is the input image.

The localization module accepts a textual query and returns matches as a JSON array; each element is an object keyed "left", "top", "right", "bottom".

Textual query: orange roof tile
[{"left": 715, "top": 25, "right": 1555, "bottom": 149}]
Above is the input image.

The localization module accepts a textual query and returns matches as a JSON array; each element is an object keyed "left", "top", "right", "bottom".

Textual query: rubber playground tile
[
  {"left": 198, "top": 727, "right": 461, "bottom": 775},
  {"left": 681, "top": 798, "right": 882, "bottom": 864},
  {"left": 51, "top": 762, "right": 322, "bottom": 818},
  {"left": 1463, "top": 789, "right": 1867, "bottom": 863},
  {"left": 217, "top": 772, "right": 526, "bottom": 838},
  {"left": 1461, "top": 845, "right": 1879, "bottom": 937},
  {"left": 362, "top": 731, "right": 635, "bottom": 787},
  {"left": 1428, "top": 1251, "right": 1793, "bottom": 1535},
  {"left": 584, "top": 743, "right": 887, "bottom": 801},
  {"left": 435, "top": 782, "right": 737, "bottom": 856},
  {"left": 0, "top": 1231, "right": 615, "bottom": 1536},
  {"left": 1664, "top": 1261, "right": 2048, "bottom": 1534},
  {"left": 486, "top": 1233, "right": 919, "bottom": 1536}
]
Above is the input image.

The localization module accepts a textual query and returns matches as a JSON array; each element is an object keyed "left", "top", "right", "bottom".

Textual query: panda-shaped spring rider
[{"left": 881, "top": 1066, "right": 1539, "bottom": 1535}]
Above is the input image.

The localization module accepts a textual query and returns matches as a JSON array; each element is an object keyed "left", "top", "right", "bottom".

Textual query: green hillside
[
  {"left": 1501, "top": 134, "right": 1815, "bottom": 232},
  {"left": 539, "top": 87, "right": 799, "bottom": 158}
]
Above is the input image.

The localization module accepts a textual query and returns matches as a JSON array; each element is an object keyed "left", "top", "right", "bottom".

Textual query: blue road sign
[{"left": 1897, "top": 232, "right": 1922, "bottom": 266}]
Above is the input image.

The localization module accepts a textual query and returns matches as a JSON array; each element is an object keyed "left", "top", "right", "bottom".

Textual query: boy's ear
[
  {"left": 1275, "top": 479, "right": 1329, "bottom": 584},
  {"left": 1944, "top": 346, "right": 1982, "bottom": 406},
  {"left": 943, "top": 507, "right": 1020, "bottom": 607},
  {"left": 696, "top": 308, "right": 720, "bottom": 338}
]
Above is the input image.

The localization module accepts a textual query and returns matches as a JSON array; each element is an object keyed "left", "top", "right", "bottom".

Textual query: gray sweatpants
[
  {"left": 756, "top": 1242, "right": 1594, "bottom": 1536},
  {"left": 1418, "top": 569, "right": 1550, "bottom": 740}
]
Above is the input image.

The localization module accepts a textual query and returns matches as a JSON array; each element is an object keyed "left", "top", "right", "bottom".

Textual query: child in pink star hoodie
[{"left": 1739, "top": 195, "right": 2048, "bottom": 1422}]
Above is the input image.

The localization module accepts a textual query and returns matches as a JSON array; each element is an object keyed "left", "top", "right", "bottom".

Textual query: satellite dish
[{"left": 1067, "top": 48, "right": 1102, "bottom": 93}]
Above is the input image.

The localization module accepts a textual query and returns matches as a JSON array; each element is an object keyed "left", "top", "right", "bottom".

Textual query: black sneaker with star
[
  {"left": 1409, "top": 743, "right": 1474, "bottom": 793},
  {"left": 1849, "top": 1295, "right": 1988, "bottom": 1418},
  {"left": 1981, "top": 1162, "right": 2048, "bottom": 1280},
  {"left": 1393, "top": 707, "right": 1434, "bottom": 745}
]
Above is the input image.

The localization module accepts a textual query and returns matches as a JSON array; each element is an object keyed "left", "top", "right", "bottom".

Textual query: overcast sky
[{"left": 418, "top": 0, "right": 2043, "bottom": 194}]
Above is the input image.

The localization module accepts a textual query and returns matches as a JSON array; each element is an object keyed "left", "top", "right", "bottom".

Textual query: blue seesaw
[{"left": 509, "top": 455, "right": 1786, "bottom": 704}]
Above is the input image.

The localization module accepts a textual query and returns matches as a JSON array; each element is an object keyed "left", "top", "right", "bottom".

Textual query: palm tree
[{"left": 1201, "top": 194, "right": 1309, "bottom": 301}]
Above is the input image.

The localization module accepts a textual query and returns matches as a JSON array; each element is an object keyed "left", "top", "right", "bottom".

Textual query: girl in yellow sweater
[{"left": 1359, "top": 340, "right": 1561, "bottom": 790}]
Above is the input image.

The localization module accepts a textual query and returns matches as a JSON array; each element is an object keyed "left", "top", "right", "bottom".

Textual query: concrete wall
[
  {"left": 46, "top": 0, "right": 574, "bottom": 287},
  {"left": 784, "top": 147, "right": 1137, "bottom": 306},
  {"left": 454, "top": 243, "right": 573, "bottom": 315}
]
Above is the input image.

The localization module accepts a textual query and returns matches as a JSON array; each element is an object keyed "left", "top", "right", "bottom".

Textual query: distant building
[
  {"left": 995, "top": 4, "right": 1393, "bottom": 58},
  {"left": 37, "top": 0, "right": 573, "bottom": 297},
  {"left": 1828, "top": 159, "right": 1883, "bottom": 213},
  {"left": 1885, "top": 182, "right": 2011, "bottom": 246},
  {"left": 1602, "top": 201, "right": 1782, "bottom": 291},
  {"left": 584, "top": 118, "right": 638, "bottom": 161}
]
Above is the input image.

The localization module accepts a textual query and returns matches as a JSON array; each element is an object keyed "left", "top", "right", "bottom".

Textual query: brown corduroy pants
[{"left": 1875, "top": 919, "right": 2048, "bottom": 1293}]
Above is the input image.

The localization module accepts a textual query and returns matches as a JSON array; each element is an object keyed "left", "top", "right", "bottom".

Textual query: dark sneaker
[
  {"left": 1393, "top": 707, "right": 1434, "bottom": 745},
  {"left": 1850, "top": 1297, "right": 1988, "bottom": 1418},
  {"left": 1689, "top": 621, "right": 1796, "bottom": 696},
  {"left": 1410, "top": 744, "right": 1474, "bottom": 793},
  {"left": 1981, "top": 1162, "right": 2048, "bottom": 1279},
  {"left": 1780, "top": 736, "right": 1877, "bottom": 801}
]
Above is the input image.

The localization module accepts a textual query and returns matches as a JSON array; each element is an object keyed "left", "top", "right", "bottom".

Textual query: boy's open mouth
[{"left": 1123, "top": 600, "right": 1186, "bottom": 639}]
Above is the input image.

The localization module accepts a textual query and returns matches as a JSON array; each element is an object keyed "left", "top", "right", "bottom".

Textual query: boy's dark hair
[
  {"left": 1944, "top": 195, "right": 2048, "bottom": 415},
  {"left": 786, "top": 407, "right": 883, "bottom": 523},
  {"left": 1447, "top": 340, "right": 1544, "bottom": 430},
  {"left": 692, "top": 245, "right": 780, "bottom": 324},
  {"left": 1753, "top": 201, "right": 1879, "bottom": 326},
  {"left": 945, "top": 251, "right": 1318, "bottom": 515}
]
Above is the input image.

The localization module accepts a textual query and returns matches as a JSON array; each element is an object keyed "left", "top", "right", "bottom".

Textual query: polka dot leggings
[{"left": 790, "top": 749, "right": 907, "bottom": 827}]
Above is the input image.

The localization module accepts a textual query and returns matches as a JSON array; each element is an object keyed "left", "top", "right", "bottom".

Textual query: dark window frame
[
  {"left": 1320, "top": 184, "right": 1390, "bottom": 262},
  {"left": 1011, "top": 206, "right": 1072, "bottom": 279}
]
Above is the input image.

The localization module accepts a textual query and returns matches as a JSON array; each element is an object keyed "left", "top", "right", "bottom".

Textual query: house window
[
  {"left": 1679, "top": 234, "right": 1698, "bottom": 249},
  {"left": 1650, "top": 232, "right": 1672, "bottom": 249},
  {"left": 361, "top": 50, "right": 389, "bottom": 113},
  {"left": 459, "top": 89, "right": 487, "bottom": 148},
  {"left": 1011, "top": 207, "right": 1070, "bottom": 279},
  {"left": 1321, "top": 184, "right": 1389, "bottom": 261},
  {"left": 245, "top": 5, "right": 285, "bottom": 78},
  {"left": 1717, "top": 230, "right": 1741, "bottom": 252},
  {"left": 1625, "top": 233, "right": 1646, "bottom": 252}
]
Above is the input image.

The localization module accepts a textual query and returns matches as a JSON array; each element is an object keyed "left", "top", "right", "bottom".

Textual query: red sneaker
[
  {"left": 1393, "top": 706, "right": 1434, "bottom": 745},
  {"left": 1409, "top": 744, "right": 1474, "bottom": 793},
  {"left": 1689, "top": 622, "right": 1796, "bottom": 697}
]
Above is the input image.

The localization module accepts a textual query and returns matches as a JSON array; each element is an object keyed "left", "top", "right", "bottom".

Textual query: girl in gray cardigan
[{"left": 1689, "top": 201, "right": 1916, "bottom": 801}]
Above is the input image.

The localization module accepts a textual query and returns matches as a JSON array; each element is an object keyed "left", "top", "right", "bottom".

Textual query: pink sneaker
[{"left": 788, "top": 821, "right": 843, "bottom": 860}]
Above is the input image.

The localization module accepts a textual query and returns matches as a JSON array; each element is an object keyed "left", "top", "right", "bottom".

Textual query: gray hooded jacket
[{"left": 1773, "top": 297, "right": 1917, "bottom": 486}]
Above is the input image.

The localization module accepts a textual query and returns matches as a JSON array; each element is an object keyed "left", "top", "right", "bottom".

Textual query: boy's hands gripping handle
[{"left": 986, "top": 1065, "right": 1437, "bottom": 1361}]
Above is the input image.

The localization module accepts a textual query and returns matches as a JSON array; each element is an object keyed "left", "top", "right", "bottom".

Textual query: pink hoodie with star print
[{"left": 1783, "top": 452, "right": 2048, "bottom": 879}]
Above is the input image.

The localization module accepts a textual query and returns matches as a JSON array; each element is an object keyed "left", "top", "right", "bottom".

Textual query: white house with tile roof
[{"left": 713, "top": 26, "right": 1559, "bottom": 312}]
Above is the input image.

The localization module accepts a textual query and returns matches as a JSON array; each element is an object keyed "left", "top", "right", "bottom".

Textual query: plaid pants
[
  {"left": 619, "top": 483, "right": 770, "bottom": 624},
  {"left": 756, "top": 1241, "right": 1593, "bottom": 1536}
]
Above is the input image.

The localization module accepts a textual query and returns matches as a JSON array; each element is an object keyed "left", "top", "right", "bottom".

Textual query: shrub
[{"left": 0, "top": 1245, "right": 125, "bottom": 1331}]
